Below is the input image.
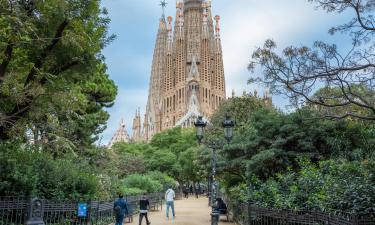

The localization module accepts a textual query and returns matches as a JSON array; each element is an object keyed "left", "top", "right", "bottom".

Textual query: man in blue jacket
[{"left": 114, "top": 194, "right": 129, "bottom": 225}]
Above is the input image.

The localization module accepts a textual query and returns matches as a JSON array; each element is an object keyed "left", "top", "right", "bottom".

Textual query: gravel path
[{"left": 111, "top": 197, "right": 236, "bottom": 225}]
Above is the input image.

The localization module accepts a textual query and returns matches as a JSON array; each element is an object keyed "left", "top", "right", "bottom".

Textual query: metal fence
[
  {"left": 0, "top": 193, "right": 164, "bottom": 225},
  {"left": 228, "top": 202, "right": 375, "bottom": 225}
]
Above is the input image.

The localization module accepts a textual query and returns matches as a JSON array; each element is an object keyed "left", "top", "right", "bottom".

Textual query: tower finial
[
  {"left": 160, "top": 0, "right": 168, "bottom": 17},
  {"left": 215, "top": 15, "right": 221, "bottom": 38}
]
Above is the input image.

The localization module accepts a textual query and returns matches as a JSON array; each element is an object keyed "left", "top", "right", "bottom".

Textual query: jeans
[
  {"left": 115, "top": 215, "right": 124, "bottom": 225},
  {"left": 166, "top": 201, "right": 175, "bottom": 218},
  {"left": 139, "top": 212, "right": 150, "bottom": 225}
]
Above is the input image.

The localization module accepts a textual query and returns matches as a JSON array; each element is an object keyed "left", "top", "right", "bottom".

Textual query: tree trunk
[{"left": 0, "top": 126, "right": 10, "bottom": 140}]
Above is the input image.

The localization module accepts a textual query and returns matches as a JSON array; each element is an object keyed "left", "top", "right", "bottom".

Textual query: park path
[{"left": 111, "top": 197, "right": 236, "bottom": 225}]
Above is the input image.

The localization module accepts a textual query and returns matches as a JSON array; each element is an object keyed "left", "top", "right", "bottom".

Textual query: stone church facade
[
  {"left": 107, "top": 0, "right": 273, "bottom": 147},
  {"left": 136, "top": 0, "right": 226, "bottom": 142}
]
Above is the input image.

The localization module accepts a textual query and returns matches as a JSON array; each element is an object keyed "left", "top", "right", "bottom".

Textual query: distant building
[
  {"left": 138, "top": 0, "right": 226, "bottom": 141},
  {"left": 109, "top": 0, "right": 272, "bottom": 145},
  {"left": 107, "top": 119, "right": 130, "bottom": 148}
]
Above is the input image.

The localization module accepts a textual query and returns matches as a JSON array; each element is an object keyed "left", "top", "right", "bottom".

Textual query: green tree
[
  {"left": 203, "top": 96, "right": 373, "bottom": 188},
  {"left": 147, "top": 127, "right": 200, "bottom": 184},
  {"left": 0, "top": 0, "right": 117, "bottom": 153},
  {"left": 179, "top": 147, "right": 202, "bottom": 183}
]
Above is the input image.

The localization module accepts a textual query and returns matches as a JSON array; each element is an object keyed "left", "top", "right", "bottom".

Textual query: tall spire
[
  {"left": 212, "top": 14, "right": 225, "bottom": 110},
  {"left": 160, "top": 0, "right": 167, "bottom": 19},
  {"left": 132, "top": 109, "right": 142, "bottom": 142},
  {"left": 145, "top": 2, "right": 168, "bottom": 140}
]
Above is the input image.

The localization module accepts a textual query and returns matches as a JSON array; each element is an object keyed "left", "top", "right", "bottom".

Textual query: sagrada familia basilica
[{"left": 108, "top": 0, "right": 271, "bottom": 148}]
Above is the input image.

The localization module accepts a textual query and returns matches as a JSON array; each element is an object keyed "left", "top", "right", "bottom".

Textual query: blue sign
[{"left": 77, "top": 203, "right": 88, "bottom": 217}]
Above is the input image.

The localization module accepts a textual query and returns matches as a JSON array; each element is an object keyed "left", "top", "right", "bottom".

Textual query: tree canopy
[{"left": 0, "top": 0, "right": 117, "bottom": 153}]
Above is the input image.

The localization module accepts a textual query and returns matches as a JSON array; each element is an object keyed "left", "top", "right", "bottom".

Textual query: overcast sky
[{"left": 99, "top": 0, "right": 350, "bottom": 145}]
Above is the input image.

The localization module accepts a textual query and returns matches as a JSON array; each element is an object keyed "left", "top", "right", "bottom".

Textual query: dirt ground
[{"left": 112, "top": 197, "right": 236, "bottom": 225}]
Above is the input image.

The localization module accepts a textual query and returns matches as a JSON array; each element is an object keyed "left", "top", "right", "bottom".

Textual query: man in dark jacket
[
  {"left": 139, "top": 193, "right": 151, "bottom": 225},
  {"left": 114, "top": 194, "right": 129, "bottom": 225},
  {"left": 214, "top": 198, "right": 228, "bottom": 214}
]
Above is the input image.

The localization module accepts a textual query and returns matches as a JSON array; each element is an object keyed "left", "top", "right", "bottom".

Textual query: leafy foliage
[
  {"left": 208, "top": 97, "right": 373, "bottom": 184},
  {"left": 122, "top": 172, "right": 177, "bottom": 194},
  {"left": 243, "top": 159, "right": 375, "bottom": 214},
  {"left": 123, "top": 174, "right": 163, "bottom": 194},
  {"left": 0, "top": 0, "right": 117, "bottom": 153},
  {"left": 0, "top": 142, "right": 100, "bottom": 200},
  {"left": 113, "top": 127, "right": 202, "bottom": 185},
  {"left": 204, "top": 96, "right": 375, "bottom": 214}
]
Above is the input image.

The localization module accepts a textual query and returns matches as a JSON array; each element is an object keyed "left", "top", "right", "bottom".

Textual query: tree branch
[
  {"left": 41, "top": 59, "right": 81, "bottom": 85},
  {"left": 51, "top": 60, "right": 80, "bottom": 75},
  {"left": 354, "top": 2, "right": 375, "bottom": 31},
  {"left": 324, "top": 112, "right": 375, "bottom": 120},
  {"left": 0, "top": 19, "right": 69, "bottom": 139},
  {"left": 0, "top": 43, "right": 14, "bottom": 81},
  {"left": 24, "top": 19, "right": 69, "bottom": 86}
]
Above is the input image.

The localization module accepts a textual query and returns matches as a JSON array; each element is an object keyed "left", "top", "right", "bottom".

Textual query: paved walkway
[{"left": 112, "top": 197, "right": 236, "bottom": 225}]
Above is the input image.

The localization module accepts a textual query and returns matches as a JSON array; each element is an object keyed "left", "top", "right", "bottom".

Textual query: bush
[
  {"left": 119, "top": 187, "right": 145, "bottom": 196},
  {"left": 0, "top": 142, "right": 101, "bottom": 200},
  {"left": 123, "top": 174, "right": 163, "bottom": 193},
  {"left": 146, "top": 171, "right": 178, "bottom": 189},
  {"left": 232, "top": 158, "right": 375, "bottom": 214},
  {"left": 34, "top": 158, "right": 100, "bottom": 200}
]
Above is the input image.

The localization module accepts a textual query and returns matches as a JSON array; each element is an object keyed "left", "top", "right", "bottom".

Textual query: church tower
[
  {"left": 132, "top": 109, "right": 142, "bottom": 142},
  {"left": 107, "top": 119, "right": 130, "bottom": 148},
  {"left": 143, "top": 0, "right": 226, "bottom": 141}
]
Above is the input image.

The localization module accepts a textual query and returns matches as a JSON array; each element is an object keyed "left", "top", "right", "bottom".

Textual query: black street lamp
[
  {"left": 194, "top": 116, "right": 207, "bottom": 144},
  {"left": 195, "top": 115, "right": 235, "bottom": 225},
  {"left": 222, "top": 115, "right": 235, "bottom": 143}
]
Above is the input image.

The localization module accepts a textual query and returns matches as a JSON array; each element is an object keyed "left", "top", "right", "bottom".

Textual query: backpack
[{"left": 114, "top": 205, "right": 121, "bottom": 216}]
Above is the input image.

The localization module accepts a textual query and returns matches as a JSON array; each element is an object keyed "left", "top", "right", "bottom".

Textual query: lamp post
[{"left": 195, "top": 115, "right": 235, "bottom": 225}]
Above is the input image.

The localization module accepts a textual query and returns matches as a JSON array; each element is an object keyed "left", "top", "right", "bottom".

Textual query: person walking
[
  {"left": 165, "top": 186, "right": 175, "bottom": 220},
  {"left": 139, "top": 193, "right": 151, "bottom": 225},
  {"left": 113, "top": 194, "right": 129, "bottom": 225},
  {"left": 189, "top": 185, "right": 193, "bottom": 196},
  {"left": 183, "top": 185, "right": 189, "bottom": 199}
]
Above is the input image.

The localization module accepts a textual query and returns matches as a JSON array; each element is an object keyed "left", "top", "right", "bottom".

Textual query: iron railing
[
  {"left": 222, "top": 195, "right": 375, "bottom": 225},
  {"left": 0, "top": 193, "right": 164, "bottom": 225}
]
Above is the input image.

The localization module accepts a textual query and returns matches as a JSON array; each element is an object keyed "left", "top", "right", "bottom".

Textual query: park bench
[{"left": 218, "top": 210, "right": 229, "bottom": 222}]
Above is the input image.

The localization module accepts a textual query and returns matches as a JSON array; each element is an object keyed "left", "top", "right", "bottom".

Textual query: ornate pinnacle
[
  {"left": 215, "top": 15, "right": 221, "bottom": 38},
  {"left": 160, "top": 0, "right": 167, "bottom": 16}
]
